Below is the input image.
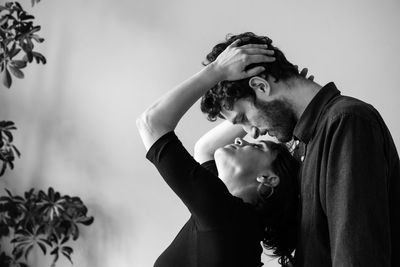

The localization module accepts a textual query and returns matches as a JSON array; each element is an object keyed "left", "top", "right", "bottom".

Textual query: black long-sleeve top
[
  {"left": 293, "top": 83, "right": 400, "bottom": 266},
  {"left": 146, "top": 131, "right": 265, "bottom": 267}
]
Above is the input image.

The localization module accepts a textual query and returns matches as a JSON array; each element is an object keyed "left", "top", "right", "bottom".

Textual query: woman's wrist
[{"left": 203, "top": 62, "right": 226, "bottom": 84}]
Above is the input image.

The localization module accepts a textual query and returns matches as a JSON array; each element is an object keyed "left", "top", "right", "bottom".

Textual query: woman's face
[{"left": 214, "top": 138, "right": 278, "bottom": 194}]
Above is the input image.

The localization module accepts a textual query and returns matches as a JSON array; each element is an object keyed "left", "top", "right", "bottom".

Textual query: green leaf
[
  {"left": 32, "top": 51, "right": 46, "bottom": 64},
  {"left": 50, "top": 246, "right": 59, "bottom": 263},
  {"left": 7, "top": 160, "right": 14, "bottom": 170},
  {"left": 13, "top": 246, "right": 24, "bottom": 260},
  {"left": 62, "top": 251, "right": 73, "bottom": 264},
  {"left": 20, "top": 14, "right": 35, "bottom": 21},
  {"left": 0, "top": 16, "right": 8, "bottom": 27},
  {"left": 37, "top": 241, "right": 47, "bottom": 255},
  {"left": 0, "top": 121, "right": 15, "bottom": 128},
  {"left": 30, "top": 26, "right": 41, "bottom": 34},
  {"left": 5, "top": 189, "right": 13, "bottom": 198},
  {"left": 4, "top": 130, "right": 13, "bottom": 142},
  {"left": 24, "top": 188, "right": 35, "bottom": 199},
  {"left": 71, "top": 224, "right": 79, "bottom": 240},
  {"left": 10, "top": 60, "right": 27, "bottom": 69},
  {"left": 31, "top": 34, "right": 44, "bottom": 43},
  {"left": 50, "top": 233, "right": 59, "bottom": 243},
  {"left": 8, "top": 65, "right": 24, "bottom": 79},
  {"left": 24, "top": 244, "right": 34, "bottom": 260},
  {"left": 11, "top": 236, "right": 28, "bottom": 243},
  {"left": 12, "top": 145, "right": 21, "bottom": 157},
  {"left": 78, "top": 216, "right": 94, "bottom": 226},
  {"left": 61, "top": 235, "right": 69, "bottom": 244},
  {"left": 9, "top": 47, "right": 21, "bottom": 59},
  {"left": 62, "top": 246, "right": 73, "bottom": 255},
  {"left": 0, "top": 162, "right": 7, "bottom": 176},
  {"left": 31, "top": 0, "right": 42, "bottom": 7},
  {"left": 40, "top": 238, "right": 52, "bottom": 247},
  {"left": 14, "top": 2, "right": 23, "bottom": 11},
  {"left": 2, "top": 68, "right": 12, "bottom": 88}
]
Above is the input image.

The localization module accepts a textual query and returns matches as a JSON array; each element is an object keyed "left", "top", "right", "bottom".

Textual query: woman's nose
[
  {"left": 234, "top": 137, "right": 243, "bottom": 145},
  {"left": 234, "top": 137, "right": 249, "bottom": 146}
]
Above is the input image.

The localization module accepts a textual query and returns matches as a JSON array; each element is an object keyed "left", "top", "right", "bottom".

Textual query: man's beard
[{"left": 255, "top": 98, "right": 297, "bottom": 143}]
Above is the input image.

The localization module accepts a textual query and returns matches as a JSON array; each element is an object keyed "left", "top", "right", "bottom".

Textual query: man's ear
[
  {"left": 256, "top": 174, "right": 280, "bottom": 187},
  {"left": 249, "top": 76, "right": 271, "bottom": 96}
]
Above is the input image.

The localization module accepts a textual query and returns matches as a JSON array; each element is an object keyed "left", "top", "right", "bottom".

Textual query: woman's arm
[
  {"left": 194, "top": 121, "right": 246, "bottom": 163},
  {"left": 136, "top": 40, "right": 274, "bottom": 150}
]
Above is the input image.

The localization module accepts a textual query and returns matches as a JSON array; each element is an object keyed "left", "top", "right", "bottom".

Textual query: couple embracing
[{"left": 137, "top": 32, "right": 400, "bottom": 267}]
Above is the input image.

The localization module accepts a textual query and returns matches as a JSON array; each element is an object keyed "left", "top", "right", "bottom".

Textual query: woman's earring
[{"left": 257, "top": 183, "right": 274, "bottom": 200}]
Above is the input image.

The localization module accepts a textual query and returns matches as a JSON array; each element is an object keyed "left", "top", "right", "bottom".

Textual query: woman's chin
[
  {"left": 215, "top": 146, "right": 234, "bottom": 157},
  {"left": 214, "top": 147, "right": 233, "bottom": 166}
]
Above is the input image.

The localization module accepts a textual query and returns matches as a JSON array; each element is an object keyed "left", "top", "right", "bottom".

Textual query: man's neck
[{"left": 285, "top": 78, "right": 322, "bottom": 120}]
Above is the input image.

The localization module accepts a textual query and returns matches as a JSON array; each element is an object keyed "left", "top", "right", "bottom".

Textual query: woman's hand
[
  {"left": 294, "top": 65, "right": 315, "bottom": 81},
  {"left": 210, "top": 39, "right": 275, "bottom": 81}
]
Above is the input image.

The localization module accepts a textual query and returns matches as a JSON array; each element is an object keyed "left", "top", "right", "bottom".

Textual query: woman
[{"left": 137, "top": 39, "right": 299, "bottom": 266}]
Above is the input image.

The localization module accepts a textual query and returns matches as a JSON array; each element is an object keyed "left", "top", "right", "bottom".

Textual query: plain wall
[{"left": 1, "top": 0, "right": 399, "bottom": 266}]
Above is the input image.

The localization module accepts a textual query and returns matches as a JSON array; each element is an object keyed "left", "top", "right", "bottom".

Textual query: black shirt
[
  {"left": 146, "top": 132, "right": 264, "bottom": 267},
  {"left": 293, "top": 83, "right": 400, "bottom": 267}
]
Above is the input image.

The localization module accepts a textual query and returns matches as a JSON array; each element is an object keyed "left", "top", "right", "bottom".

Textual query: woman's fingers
[
  {"left": 229, "top": 39, "right": 241, "bottom": 48},
  {"left": 242, "top": 48, "right": 275, "bottom": 55},
  {"left": 239, "top": 43, "right": 269, "bottom": 50},
  {"left": 245, "top": 66, "right": 266, "bottom": 78},
  {"left": 299, "top": 68, "right": 309, "bottom": 77},
  {"left": 299, "top": 67, "right": 314, "bottom": 81},
  {"left": 246, "top": 54, "right": 276, "bottom": 64},
  {"left": 237, "top": 54, "right": 274, "bottom": 79}
]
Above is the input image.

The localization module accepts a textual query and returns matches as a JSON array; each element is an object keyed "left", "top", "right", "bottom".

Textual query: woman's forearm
[
  {"left": 137, "top": 63, "right": 222, "bottom": 150},
  {"left": 194, "top": 121, "right": 246, "bottom": 163}
]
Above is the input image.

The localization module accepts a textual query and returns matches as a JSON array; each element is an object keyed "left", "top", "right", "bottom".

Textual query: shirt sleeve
[
  {"left": 323, "top": 113, "right": 391, "bottom": 266},
  {"left": 200, "top": 160, "right": 218, "bottom": 176},
  {"left": 146, "top": 131, "right": 234, "bottom": 228}
]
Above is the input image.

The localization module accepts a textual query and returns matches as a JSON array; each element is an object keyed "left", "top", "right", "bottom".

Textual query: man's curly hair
[{"left": 200, "top": 32, "right": 299, "bottom": 121}]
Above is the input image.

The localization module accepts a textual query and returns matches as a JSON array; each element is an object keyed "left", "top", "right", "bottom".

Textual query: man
[{"left": 200, "top": 32, "right": 400, "bottom": 266}]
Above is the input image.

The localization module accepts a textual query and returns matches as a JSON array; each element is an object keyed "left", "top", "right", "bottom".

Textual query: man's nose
[{"left": 244, "top": 126, "right": 260, "bottom": 139}]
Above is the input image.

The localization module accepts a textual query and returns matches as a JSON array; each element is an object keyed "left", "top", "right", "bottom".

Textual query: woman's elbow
[
  {"left": 194, "top": 140, "right": 213, "bottom": 161},
  {"left": 136, "top": 107, "right": 157, "bottom": 129},
  {"left": 136, "top": 112, "right": 148, "bottom": 131}
]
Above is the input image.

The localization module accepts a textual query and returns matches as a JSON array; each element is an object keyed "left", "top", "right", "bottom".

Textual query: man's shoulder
[{"left": 324, "top": 94, "right": 378, "bottom": 123}]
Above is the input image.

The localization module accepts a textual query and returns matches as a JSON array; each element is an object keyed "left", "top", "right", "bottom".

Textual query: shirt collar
[{"left": 293, "top": 82, "right": 340, "bottom": 143}]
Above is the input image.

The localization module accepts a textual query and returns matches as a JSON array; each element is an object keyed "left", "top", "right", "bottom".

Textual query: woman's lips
[{"left": 226, "top": 144, "right": 238, "bottom": 149}]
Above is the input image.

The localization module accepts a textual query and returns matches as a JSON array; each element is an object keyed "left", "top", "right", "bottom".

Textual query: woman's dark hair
[
  {"left": 255, "top": 141, "right": 300, "bottom": 266},
  {"left": 200, "top": 32, "right": 299, "bottom": 121}
]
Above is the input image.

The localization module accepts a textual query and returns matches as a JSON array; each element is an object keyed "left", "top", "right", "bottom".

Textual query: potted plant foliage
[{"left": 0, "top": 2, "right": 94, "bottom": 266}]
